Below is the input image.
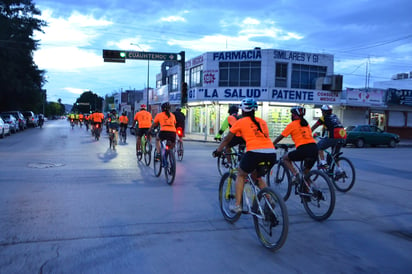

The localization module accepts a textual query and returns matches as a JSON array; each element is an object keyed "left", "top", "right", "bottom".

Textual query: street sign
[{"left": 126, "top": 51, "right": 178, "bottom": 61}]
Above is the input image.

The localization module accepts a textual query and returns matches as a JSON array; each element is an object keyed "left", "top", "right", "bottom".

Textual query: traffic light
[
  {"left": 181, "top": 82, "right": 188, "bottom": 105},
  {"left": 103, "top": 49, "right": 126, "bottom": 63}
]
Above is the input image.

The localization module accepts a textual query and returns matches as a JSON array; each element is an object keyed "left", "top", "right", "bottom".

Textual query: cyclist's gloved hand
[{"left": 212, "top": 150, "right": 222, "bottom": 158}]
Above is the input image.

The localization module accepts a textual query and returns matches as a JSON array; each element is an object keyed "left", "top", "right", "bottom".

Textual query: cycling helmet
[
  {"left": 140, "top": 104, "right": 146, "bottom": 109},
  {"left": 122, "top": 112, "right": 126, "bottom": 116},
  {"left": 291, "top": 106, "right": 306, "bottom": 117},
  {"left": 240, "top": 98, "right": 258, "bottom": 112},
  {"left": 228, "top": 105, "right": 239, "bottom": 115},
  {"left": 161, "top": 102, "right": 170, "bottom": 111},
  {"left": 321, "top": 105, "right": 332, "bottom": 111},
  {"left": 111, "top": 109, "right": 117, "bottom": 114}
]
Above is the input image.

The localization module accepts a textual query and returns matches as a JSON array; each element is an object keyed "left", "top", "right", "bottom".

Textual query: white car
[{"left": 0, "top": 117, "right": 11, "bottom": 138}]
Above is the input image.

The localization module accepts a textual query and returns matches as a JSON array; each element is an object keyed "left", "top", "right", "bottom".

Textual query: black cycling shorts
[
  {"left": 288, "top": 143, "right": 318, "bottom": 170},
  {"left": 137, "top": 128, "right": 150, "bottom": 137},
  {"left": 239, "top": 151, "right": 276, "bottom": 176},
  {"left": 158, "top": 130, "right": 176, "bottom": 144}
]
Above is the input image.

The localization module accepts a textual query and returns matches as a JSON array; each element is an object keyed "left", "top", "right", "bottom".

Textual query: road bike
[
  {"left": 175, "top": 127, "right": 184, "bottom": 161},
  {"left": 153, "top": 139, "right": 176, "bottom": 185},
  {"left": 218, "top": 159, "right": 288, "bottom": 251},
  {"left": 268, "top": 144, "right": 336, "bottom": 221},
  {"left": 316, "top": 139, "right": 356, "bottom": 192},
  {"left": 137, "top": 132, "right": 152, "bottom": 166}
]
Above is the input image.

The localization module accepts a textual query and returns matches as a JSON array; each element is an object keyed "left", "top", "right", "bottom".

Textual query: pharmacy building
[{"left": 149, "top": 48, "right": 412, "bottom": 140}]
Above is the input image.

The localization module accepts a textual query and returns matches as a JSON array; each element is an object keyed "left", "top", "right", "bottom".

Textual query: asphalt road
[{"left": 0, "top": 119, "right": 411, "bottom": 273}]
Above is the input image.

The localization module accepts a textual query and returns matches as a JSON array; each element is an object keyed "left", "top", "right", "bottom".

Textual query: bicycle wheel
[
  {"left": 331, "top": 156, "right": 356, "bottom": 192},
  {"left": 153, "top": 149, "right": 162, "bottom": 177},
  {"left": 268, "top": 162, "right": 292, "bottom": 201},
  {"left": 165, "top": 149, "right": 176, "bottom": 185},
  {"left": 302, "top": 170, "right": 335, "bottom": 221},
  {"left": 176, "top": 140, "right": 184, "bottom": 161},
  {"left": 218, "top": 172, "right": 241, "bottom": 223},
  {"left": 137, "top": 136, "right": 144, "bottom": 161},
  {"left": 144, "top": 141, "right": 152, "bottom": 166},
  {"left": 253, "top": 187, "right": 288, "bottom": 251}
]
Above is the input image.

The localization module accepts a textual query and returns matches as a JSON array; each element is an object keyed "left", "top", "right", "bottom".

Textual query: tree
[
  {"left": 0, "top": 0, "right": 47, "bottom": 112},
  {"left": 71, "top": 91, "right": 103, "bottom": 113}
]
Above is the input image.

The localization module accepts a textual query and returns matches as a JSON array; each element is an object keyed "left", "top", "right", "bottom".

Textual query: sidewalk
[{"left": 184, "top": 133, "right": 412, "bottom": 147}]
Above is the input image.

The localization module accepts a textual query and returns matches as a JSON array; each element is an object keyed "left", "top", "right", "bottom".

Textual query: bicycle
[
  {"left": 153, "top": 139, "right": 176, "bottom": 185},
  {"left": 175, "top": 127, "right": 184, "bottom": 161},
  {"left": 316, "top": 139, "right": 356, "bottom": 192},
  {"left": 119, "top": 126, "right": 127, "bottom": 144},
  {"left": 109, "top": 128, "right": 117, "bottom": 150},
  {"left": 137, "top": 132, "right": 152, "bottom": 166},
  {"left": 268, "top": 144, "right": 336, "bottom": 221},
  {"left": 218, "top": 160, "right": 288, "bottom": 251}
]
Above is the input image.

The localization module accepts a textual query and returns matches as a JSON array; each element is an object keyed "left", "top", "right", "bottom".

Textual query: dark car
[
  {"left": 345, "top": 125, "right": 400, "bottom": 148},
  {"left": 22, "top": 111, "right": 38, "bottom": 127},
  {"left": 2, "top": 111, "right": 26, "bottom": 130}
]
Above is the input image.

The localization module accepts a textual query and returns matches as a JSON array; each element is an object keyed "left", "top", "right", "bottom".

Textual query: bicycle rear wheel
[
  {"left": 268, "top": 162, "right": 292, "bottom": 201},
  {"left": 153, "top": 149, "right": 161, "bottom": 177},
  {"left": 253, "top": 187, "right": 288, "bottom": 251},
  {"left": 144, "top": 141, "right": 152, "bottom": 166},
  {"left": 218, "top": 172, "right": 241, "bottom": 223},
  {"left": 176, "top": 140, "right": 184, "bottom": 161},
  {"left": 302, "top": 170, "right": 335, "bottom": 221},
  {"left": 165, "top": 150, "right": 176, "bottom": 185},
  {"left": 331, "top": 156, "right": 356, "bottom": 192}
]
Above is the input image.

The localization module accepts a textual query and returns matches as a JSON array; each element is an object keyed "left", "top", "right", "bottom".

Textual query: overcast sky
[{"left": 32, "top": 0, "right": 412, "bottom": 105}]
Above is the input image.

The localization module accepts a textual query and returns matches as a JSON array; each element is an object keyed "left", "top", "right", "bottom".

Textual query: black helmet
[
  {"left": 111, "top": 109, "right": 117, "bottom": 114},
  {"left": 291, "top": 106, "right": 306, "bottom": 117},
  {"left": 228, "top": 105, "right": 239, "bottom": 115},
  {"left": 161, "top": 102, "right": 170, "bottom": 111}
]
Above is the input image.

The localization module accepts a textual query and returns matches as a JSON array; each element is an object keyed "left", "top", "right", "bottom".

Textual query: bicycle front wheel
[
  {"left": 331, "top": 156, "right": 356, "bottom": 192},
  {"left": 268, "top": 162, "right": 292, "bottom": 201},
  {"left": 144, "top": 141, "right": 152, "bottom": 166},
  {"left": 302, "top": 170, "right": 335, "bottom": 221},
  {"left": 253, "top": 187, "right": 288, "bottom": 251},
  {"left": 153, "top": 149, "right": 161, "bottom": 177},
  {"left": 165, "top": 150, "right": 176, "bottom": 185},
  {"left": 218, "top": 172, "right": 241, "bottom": 223}
]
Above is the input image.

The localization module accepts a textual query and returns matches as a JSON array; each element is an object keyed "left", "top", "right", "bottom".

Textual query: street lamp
[{"left": 130, "top": 43, "right": 150, "bottom": 107}]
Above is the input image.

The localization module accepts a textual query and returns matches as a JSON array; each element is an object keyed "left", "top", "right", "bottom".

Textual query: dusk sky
[{"left": 32, "top": 0, "right": 412, "bottom": 105}]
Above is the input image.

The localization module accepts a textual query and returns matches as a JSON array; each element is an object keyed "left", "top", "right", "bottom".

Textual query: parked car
[
  {"left": 2, "top": 111, "right": 26, "bottom": 130},
  {"left": 0, "top": 117, "right": 11, "bottom": 138},
  {"left": 22, "top": 111, "right": 38, "bottom": 127},
  {"left": 0, "top": 113, "right": 19, "bottom": 133},
  {"left": 345, "top": 125, "right": 400, "bottom": 148}
]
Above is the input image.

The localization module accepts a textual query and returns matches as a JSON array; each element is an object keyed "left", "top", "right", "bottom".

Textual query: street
[{"left": 0, "top": 119, "right": 411, "bottom": 274}]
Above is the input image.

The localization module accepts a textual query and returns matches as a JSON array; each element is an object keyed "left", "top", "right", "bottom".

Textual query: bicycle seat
[{"left": 256, "top": 161, "right": 274, "bottom": 177}]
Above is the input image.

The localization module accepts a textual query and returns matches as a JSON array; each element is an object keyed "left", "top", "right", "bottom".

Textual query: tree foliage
[
  {"left": 71, "top": 91, "right": 104, "bottom": 113},
  {"left": 0, "top": 0, "right": 47, "bottom": 112}
]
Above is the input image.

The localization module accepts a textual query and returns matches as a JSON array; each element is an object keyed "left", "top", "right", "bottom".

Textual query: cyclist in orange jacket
[
  {"left": 132, "top": 104, "right": 153, "bottom": 157},
  {"left": 214, "top": 98, "right": 276, "bottom": 213}
]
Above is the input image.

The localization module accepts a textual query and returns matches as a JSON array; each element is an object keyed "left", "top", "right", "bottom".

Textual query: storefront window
[{"left": 291, "top": 64, "right": 326, "bottom": 89}]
